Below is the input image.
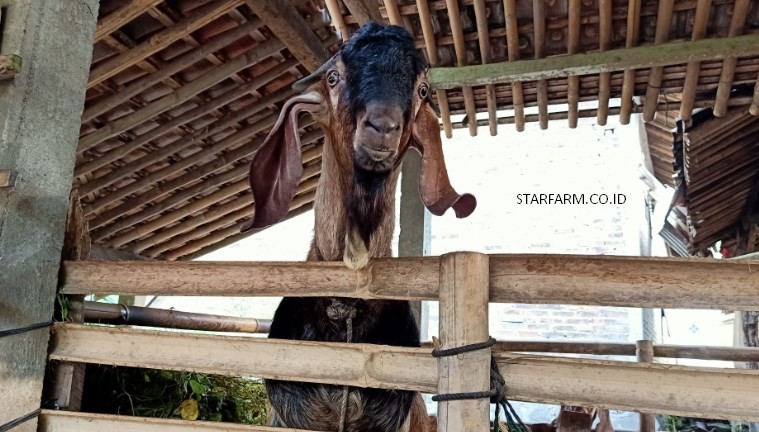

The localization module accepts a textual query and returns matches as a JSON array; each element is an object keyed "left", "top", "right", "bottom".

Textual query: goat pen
[{"left": 38, "top": 252, "right": 759, "bottom": 431}]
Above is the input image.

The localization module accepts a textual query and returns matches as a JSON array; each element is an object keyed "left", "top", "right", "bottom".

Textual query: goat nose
[
  {"left": 366, "top": 116, "right": 399, "bottom": 134},
  {"left": 364, "top": 105, "right": 402, "bottom": 135}
]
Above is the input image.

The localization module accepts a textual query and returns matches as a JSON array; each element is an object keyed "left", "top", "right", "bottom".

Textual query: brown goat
[{"left": 241, "top": 23, "right": 476, "bottom": 432}]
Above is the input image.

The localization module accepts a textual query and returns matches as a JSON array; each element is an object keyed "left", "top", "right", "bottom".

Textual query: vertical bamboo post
[
  {"left": 437, "top": 252, "right": 491, "bottom": 431},
  {"left": 636, "top": 339, "right": 656, "bottom": 432}
]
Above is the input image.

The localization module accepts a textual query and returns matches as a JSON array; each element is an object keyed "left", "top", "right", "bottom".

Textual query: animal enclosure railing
[{"left": 45, "top": 252, "right": 759, "bottom": 431}]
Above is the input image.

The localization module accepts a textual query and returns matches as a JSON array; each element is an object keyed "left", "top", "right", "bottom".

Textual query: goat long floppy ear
[
  {"left": 410, "top": 104, "right": 477, "bottom": 218},
  {"left": 240, "top": 91, "right": 325, "bottom": 232}
]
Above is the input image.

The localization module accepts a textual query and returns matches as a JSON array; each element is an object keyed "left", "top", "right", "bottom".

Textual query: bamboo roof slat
[
  {"left": 94, "top": 0, "right": 165, "bottom": 43},
  {"left": 503, "top": 0, "right": 526, "bottom": 131},
  {"left": 88, "top": 0, "right": 243, "bottom": 88},
  {"left": 473, "top": 0, "right": 498, "bottom": 136},
  {"left": 713, "top": 0, "right": 752, "bottom": 116},
  {"left": 642, "top": 0, "right": 675, "bottom": 122},
  {"left": 597, "top": 0, "right": 612, "bottom": 126},
  {"left": 416, "top": 0, "right": 454, "bottom": 138},
  {"left": 566, "top": 0, "right": 580, "bottom": 128},
  {"left": 679, "top": 0, "right": 713, "bottom": 122},
  {"left": 445, "top": 0, "right": 479, "bottom": 136},
  {"left": 619, "top": 0, "right": 641, "bottom": 124},
  {"left": 533, "top": 0, "right": 549, "bottom": 130}
]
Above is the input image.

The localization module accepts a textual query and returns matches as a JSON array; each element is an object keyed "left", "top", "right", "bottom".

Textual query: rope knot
[{"left": 326, "top": 299, "right": 357, "bottom": 322}]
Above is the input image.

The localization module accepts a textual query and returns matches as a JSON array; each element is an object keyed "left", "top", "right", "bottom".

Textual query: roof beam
[
  {"left": 342, "top": 0, "right": 384, "bottom": 25},
  {"left": 428, "top": 33, "right": 759, "bottom": 89},
  {"left": 243, "top": 0, "right": 331, "bottom": 71}
]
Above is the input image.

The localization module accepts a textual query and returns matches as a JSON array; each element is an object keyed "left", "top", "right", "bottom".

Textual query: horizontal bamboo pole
[
  {"left": 93, "top": 0, "right": 164, "bottom": 42},
  {"left": 38, "top": 410, "right": 314, "bottom": 432},
  {"left": 49, "top": 324, "right": 759, "bottom": 421},
  {"left": 60, "top": 254, "right": 759, "bottom": 310},
  {"left": 83, "top": 301, "right": 271, "bottom": 333},
  {"left": 428, "top": 33, "right": 759, "bottom": 89}
]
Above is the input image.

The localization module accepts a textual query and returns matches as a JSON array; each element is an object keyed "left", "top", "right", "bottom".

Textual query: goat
[{"left": 240, "top": 23, "right": 476, "bottom": 432}]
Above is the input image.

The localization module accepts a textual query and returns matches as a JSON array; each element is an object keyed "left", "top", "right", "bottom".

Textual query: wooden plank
[
  {"left": 342, "top": 0, "right": 384, "bottom": 25},
  {"left": 87, "top": 0, "right": 242, "bottom": 88},
  {"left": 427, "top": 33, "right": 759, "bottom": 89},
  {"left": 48, "top": 324, "right": 759, "bottom": 421},
  {"left": 94, "top": 0, "right": 164, "bottom": 42},
  {"left": 38, "top": 410, "right": 314, "bottom": 432},
  {"left": 60, "top": 254, "right": 759, "bottom": 310},
  {"left": 243, "top": 0, "right": 331, "bottom": 71},
  {"left": 436, "top": 252, "right": 490, "bottom": 431},
  {"left": 0, "top": 54, "right": 22, "bottom": 81}
]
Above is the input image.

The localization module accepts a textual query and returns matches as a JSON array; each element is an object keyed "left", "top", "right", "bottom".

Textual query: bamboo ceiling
[{"left": 76, "top": 0, "right": 759, "bottom": 260}]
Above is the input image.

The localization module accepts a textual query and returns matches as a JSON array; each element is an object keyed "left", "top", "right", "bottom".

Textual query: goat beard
[{"left": 342, "top": 164, "right": 392, "bottom": 270}]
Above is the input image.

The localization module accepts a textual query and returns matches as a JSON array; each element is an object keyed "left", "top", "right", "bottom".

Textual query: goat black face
[{"left": 335, "top": 23, "right": 426, "bottom": 172}]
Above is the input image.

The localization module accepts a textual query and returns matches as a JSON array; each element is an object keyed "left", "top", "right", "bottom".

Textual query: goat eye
[
  {"left": 418, "top": 83, "right": 429, "bottom": 99},
  {"left": 327, "top": 70, "right": 339, "bottom": 87}
]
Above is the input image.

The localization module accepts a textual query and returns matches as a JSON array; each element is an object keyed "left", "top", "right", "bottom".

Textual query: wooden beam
[
  {"left": 60, "top": 254, "right": 759, "bottom": 311},
  {"left": 342, "top": 0, "right": 384, "bottom": 25},
  {"left": 39, "top": 410, "right": 314, "bottom": 432},
  {"left": 436, "top": 253, "right": 490, "bottom": 431},
  {"left": 0, "top": 54, "right": 22, "bottom": 81},
  {"left": 427, "top": 33, "right": 759, "bottom": 89},
  {"left": 87, "top": 0, "right": 242, "bottom": 88},
  {"left": 49, "top": 324, "right": 759, "bottom": 421},
  {"left": 243, "top": 0, "right": 331, "bottom": 71},
  {"left": 93, "top": 0, "right": 164, "bottom": 42}
]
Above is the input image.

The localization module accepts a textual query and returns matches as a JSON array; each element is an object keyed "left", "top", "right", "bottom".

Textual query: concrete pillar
[
  {"left": 398, "top": 150, "right": 432, "bottom": 340},
  {"left": 0, "top": 1, "right": 98, "bottom": 430}
]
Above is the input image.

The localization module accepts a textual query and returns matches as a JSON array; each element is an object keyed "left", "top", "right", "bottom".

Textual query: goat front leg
[{"left": 344, "top": 225, "right": 370, "bottom": 270}]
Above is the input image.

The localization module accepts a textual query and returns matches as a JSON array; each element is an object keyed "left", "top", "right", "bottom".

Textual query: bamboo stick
[
  {"left": 79, "top": 42, "right": 279, "bottom": 153},
  {"left": 179, "top": 202, "right": 315, "bottom": 260},
  {"left": 597, "top": 0, "right": 612, "bottom": 125},
  {"left": 427, "top": 33, "right": 759, "bottom": 89},
  {"left": 636, "top": 340, "right": 656, "bottom": 432},
  {"left": 84, "top": 18, "right": 266, "bottom": 123},
  {"left": 679, "top": 0, "right": 713, "bottom": 122},
  {"left": 88, "top": 0, "right": 242, "bottom": 88},
  {"left": 713, "top": 0, "right": 752, "bottom": 116},
  {"left": 533, "top": 0, "right": 548, "bottom": 130},
  {"left": 60, "top": 254, "right": 759, "bottom": 311},
  {"left": 49, "top": 323, "right": 759, "bottom": 421},
  {"left": 39, "top": 410, "right": 316, "bottom": 432},
  {"left": 383, "top": 0, "right": 403, "bottom": 26},
  {"left": 325, "top": 0, "right": 350, "bottom": 40},
  {"left": 94, "top": 0, "right": 164, "bottom": 42},
  {"left": 417, "top": 0, "right": 454, "bottom": 138},
  {"left": 643, "top": 0, "right": 675, "bottom": 122},
  {"left": 619, "top": 0, "right": 641, "bottom": 124},
  {"left": 473, "top": 0, "right": 498, "bottom": 136},
  {"left": 83, "top": 301, "right": 271, "bottom": 333},
  {"left": 446, "top": 0, "right": 478, "bottom": 136},
  {"left": 83, "top": 115, "right": 279, "bottom": 218},
  {"left": 76, "top": 62, "right": 296, "bottom": 183},
  {"left": 164, "top": 191, "right": 316, "bottom": 260},
  {"left": 342, "top": 0, "right": 384, "bottom": 25},
  {"left": 502, "top": 0, "right": 525, "bottom": 132},
  {"left": 436, "top": 252, "right": 490, "bottom": 432},
  {"left": 133, "top": 166, "right": 321, "bottom": 254},
  {"left": 567, "top": 0, "right": 581, "bottom": 128},
  {"left": 88, "top": 128, "right": 321, "bottom": 241}
]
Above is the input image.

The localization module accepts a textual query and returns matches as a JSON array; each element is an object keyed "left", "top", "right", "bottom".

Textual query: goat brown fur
[{"left": 241, "top": 23, "right": 475, "bottom": 432}]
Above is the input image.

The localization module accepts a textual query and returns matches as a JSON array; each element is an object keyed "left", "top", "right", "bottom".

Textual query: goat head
[{"left": 241, "top": 23, "right": 476, "bottom": 234}]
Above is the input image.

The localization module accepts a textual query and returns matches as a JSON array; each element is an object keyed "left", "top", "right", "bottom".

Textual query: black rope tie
[
  {"left": 0, "top": 321, "right": 55, "bottom": 431},
  {"left": 431, "top": 336, "right": 531, "bottom": 432},
  {"left": 0, "top": 320, "right": 53, "bottom": 338}
]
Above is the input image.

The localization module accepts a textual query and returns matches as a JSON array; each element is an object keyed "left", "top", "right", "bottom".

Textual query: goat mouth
[
  {"left": 355, "top": 145, "right": 396, "bottom": 172},
  {"left": 360, "top": 146, "right": 394, "bottom": 161}
]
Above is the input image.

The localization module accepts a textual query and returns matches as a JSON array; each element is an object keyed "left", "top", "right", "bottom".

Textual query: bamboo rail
[
  {"left": 38, "top": 410, "right": 315, "bottom": 432},
  {"left": 48, "top": 323, "right": 759, "bottom": 421},
  {"left": 427, "top": 33, "right": 759, "bottom": 89},
  {"left": 636, "top": 340, "right": 656, "bottom": 432},
  {"left": 60, "top": 254, "right": 759, "bottom": 311}
]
